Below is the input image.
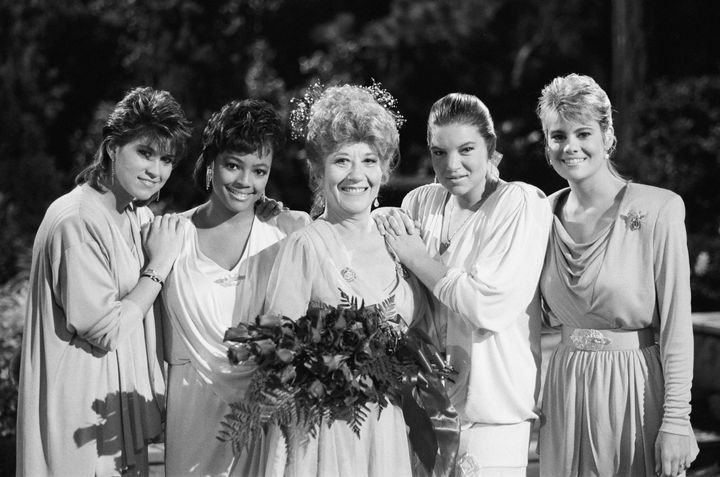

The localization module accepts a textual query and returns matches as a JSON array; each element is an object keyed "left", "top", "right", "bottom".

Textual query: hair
[
  {"left": 304, "top": 85, "right": 400, "bottom": 215},
  {"left": 426, "top": 93, "right": 500, "bottom": 179},
  {"left": 536, "top": 73, "right": 622, "bottom": 176},
  {"left": 193, "top": 99, "right": 283, "bottom": 191},
  {"left": 75, "top": 87, "right": 191, "bottom": 193}
]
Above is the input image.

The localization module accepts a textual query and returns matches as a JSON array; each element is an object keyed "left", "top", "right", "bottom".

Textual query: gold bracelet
[{"left": 140, "top": 268, "right": 164, "bottom": 287}]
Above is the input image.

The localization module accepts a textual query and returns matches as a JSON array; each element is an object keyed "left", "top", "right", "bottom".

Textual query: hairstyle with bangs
[
  {"left": 75, "top": 86, "right": 191, "bottom": 192},
  {"left": 536, "top": 73, "right": 618, "bottom": 158},
  {"left": 193, "top": 99, "right": 283, "bottom": 191},
  {"left": 305, "top": 85, "right": 400, "bottom": 214}
]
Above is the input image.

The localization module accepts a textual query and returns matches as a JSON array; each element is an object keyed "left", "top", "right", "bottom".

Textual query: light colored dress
[
  {"left": 539, "top": 183, "right": 694, "bottom": 477},
  {"left": 161, "top": 210, "right": 309, "bottom": 477},
  {"left": 263, "top": 218, "right": 428, "bottom": 477},
  {"left": 401, "top": 181, "right": 552, "bottom": 474},
  {"left": 16, "top": 184, "right": 165, "bottom": 477}
]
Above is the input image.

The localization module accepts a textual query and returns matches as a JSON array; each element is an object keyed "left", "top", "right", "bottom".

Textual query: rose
[
  {"left": 252, "top": 339, "right": 277, "bottom": 366},
  {"left": 307, "top": 379, "right": 326, "bottom": 399},
  {"left": 227, "top": 343, "right": 252, "bottom": 365},
  {"left": 258, "top": 313, "right": 283, "bottom": 327},
  {"left": 224, "top": 324, "right": 251, "bottom": 342},
  {"left": 276, "top": 348, "right": 296, "bottom": 364},
  {"left": 322, "top": 354, "right": 345, "bottom": 372},
  {"left": 362, "top": 311, "right": 380, "bottom": 334},
  {"left": 341, "top": 329, "right": 361, "bottom": 349}
]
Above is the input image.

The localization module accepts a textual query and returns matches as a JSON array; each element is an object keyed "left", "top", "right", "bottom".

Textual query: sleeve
[
  {"left": 263, "top": 232, "right": 317, "bottom": 319},
  {"left": 276, "top": 210, "right": 312, "bottom": 235},
  {"left": 433, "top": 187, "right": 552, "bottom": 332},
  {"left": 54, "top": 239, "right": 144, "bottom": 352},
  {"left": 653, "top": 194, "right": 694, "bottom": 435}
]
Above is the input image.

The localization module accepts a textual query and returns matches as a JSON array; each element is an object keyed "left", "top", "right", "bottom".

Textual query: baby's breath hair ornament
[{"left": 289, "top": 79, "right": 406, "bottom": 141}]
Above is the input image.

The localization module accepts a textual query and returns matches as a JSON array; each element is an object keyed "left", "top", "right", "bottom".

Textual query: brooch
[
  {"left": 340, "top": 267, "right": 357, "bottom": 283},
  {"left": 625, "top": 209, "right": 646, "bottom": 231}
]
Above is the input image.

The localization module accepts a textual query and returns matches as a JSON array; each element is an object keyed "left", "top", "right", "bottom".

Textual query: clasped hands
[{"left": 373, "top": 207, "right": 426, "bottom": 263}]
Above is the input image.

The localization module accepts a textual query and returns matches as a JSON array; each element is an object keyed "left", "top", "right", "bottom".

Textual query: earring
[
  {"left": 205, "top": 163, "right": 214, "bottom": 191},
  {"left": 155, "top": 191, "right": 160, "bottom": 203},
  {"left": 373, "top": 197, "right": 379, "bottom": 208},
  {"left": 109, "top": 158, "right": 115, "bottom": 186}
]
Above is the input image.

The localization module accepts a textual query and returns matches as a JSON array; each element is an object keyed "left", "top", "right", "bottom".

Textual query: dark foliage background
[{"left": 1, "top": 0, "right": 720, "bottom": 441}]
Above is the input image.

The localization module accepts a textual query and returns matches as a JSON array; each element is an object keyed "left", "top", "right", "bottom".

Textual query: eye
[
  {"left": 363, "top": 157, "right": 379, "bottom": 165},
  {"left": 333, "top": 157, "right": 350, "bottom": 165},
  {"left": 225, "top": 162, "right": 239, "bottom": 170},
  {"left": 577, "top": 131, "right": 591, "bottom": 139},
  {"left": 431, "top": 149, "right": 445, "bottom": 157},
  {"left": 138, "top": 148, "right": 152, "bottom": 158},
  {"left": 550, "top": 134, "right": 565, "bottom": 142},
  {"left": 254, "top": 169, "right": 268, "bottom": 177},
  {"left": 161, "top": 156, "right": 174, "bottom": 165},
  {"left": 460, "top": 146, "right": 474, "bottom": 154}
]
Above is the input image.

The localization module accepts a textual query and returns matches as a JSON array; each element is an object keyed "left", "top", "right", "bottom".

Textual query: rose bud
[
  {"left": 227, "top": 343, "right": 252, "bottom": 365},
  {"left": 276, "top": 348, "right": 296, "bottom": 363},
  {"left": 224, "top": 324, "right": 250, "bottom": 342},
  {"left": 308, "top": 379, "right": 326, "bottom": 399},
  {"left": 258, "top": 314, "right": 282, "bottom": 327}
]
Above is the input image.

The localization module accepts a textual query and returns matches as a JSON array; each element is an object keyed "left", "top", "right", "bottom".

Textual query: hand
[
  {"left": 141, "top": 214, "right": 185, "bottom": 277},
  {"left": 654, "top": 430, "right": 699, "bottom": 476},
  {"left": 383, "top": 221, "right": 428, "bottom": 265},
  {"left": 255, "top": 195, "right": 286, "bottom": 221},
  {"left": 373, "top": 207, "right": 419, "bottom": 237}
]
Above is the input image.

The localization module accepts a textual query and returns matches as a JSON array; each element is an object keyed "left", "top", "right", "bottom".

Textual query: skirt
[{"left": 538, "top": 340, "right": 664, "bottom": 477}]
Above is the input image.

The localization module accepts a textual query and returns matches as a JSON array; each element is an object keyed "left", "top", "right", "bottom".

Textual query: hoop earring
[{"left": 205, "top": 162, "right": 214, "bottom": 191}]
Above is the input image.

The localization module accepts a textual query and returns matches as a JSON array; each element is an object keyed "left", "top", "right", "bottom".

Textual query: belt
[{"left": 561, "top": 326, "right": 656, "bottom": 351}]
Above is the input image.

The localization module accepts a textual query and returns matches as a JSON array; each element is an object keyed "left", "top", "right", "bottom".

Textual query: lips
[
  {"left": 226, "top": 187, "right": 254, "bottom": 201},
  {"left": 138, "top": 178, "right": 160, "bottom": 187},
  {"left": 562, "top": 157, "right": 586, "bottom": 166},
  {"left": 339, "top": 185, "right": 369, "bottom": 195}
]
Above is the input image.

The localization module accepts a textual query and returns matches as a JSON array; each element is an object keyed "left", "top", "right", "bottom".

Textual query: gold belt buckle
[{"left": 570, "top": 329, "right": 612, "bottom": 351}]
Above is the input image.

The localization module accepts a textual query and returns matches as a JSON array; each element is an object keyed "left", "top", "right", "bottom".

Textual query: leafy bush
[
  {"left": 689, "top": 234, "right": 720, "bottom": 312},
  {"left": 0, "top": 274, "right": 27, "bottom": 438}
]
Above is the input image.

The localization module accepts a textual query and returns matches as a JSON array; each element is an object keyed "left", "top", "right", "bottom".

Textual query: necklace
[{"left": 439, "top": 179, "right": 498, "bottom": 254}]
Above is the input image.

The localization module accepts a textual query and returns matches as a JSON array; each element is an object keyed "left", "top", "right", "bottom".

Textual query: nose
[
  {"left": 146, "top": 158, "right": 161, "bottom": 177},
  {"left": 445, "top": 151, "right": 462, "bottom": 170},
  {"left": 564, "top": 137, "right": 579, "bottom": 154},
  {"left": 347, "top": 161, "right": 363, "bottom": 180}
]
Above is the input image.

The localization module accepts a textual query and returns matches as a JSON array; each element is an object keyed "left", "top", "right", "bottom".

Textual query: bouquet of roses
[{"left": 219, "top": 290, "right": 456, "bottom": 465}]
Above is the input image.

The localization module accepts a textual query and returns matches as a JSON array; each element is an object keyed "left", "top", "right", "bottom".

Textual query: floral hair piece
[{"left": 289, "top": 79, "right": 406, "bottom": 140}]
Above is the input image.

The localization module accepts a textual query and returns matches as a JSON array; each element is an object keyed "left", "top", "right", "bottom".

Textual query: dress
[
  {"left": 161, "top": 210, "right": 309, "bottom": 477},
  {"left": 263, "top": 219, "right": 428, "bottom": 477},
  {"left": 16, "top": 184, "right": 165, "bottom": 477},
  {"left": 538, "top": 183, "right": 694, "bottom": 477},
  {"left": 401, "top": 181, "right": 552, "bottom": 473}
]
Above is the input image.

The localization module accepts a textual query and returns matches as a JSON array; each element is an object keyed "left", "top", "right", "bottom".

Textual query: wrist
[{"left": 140, "top": 267, "right": 166, "bottom": 287}]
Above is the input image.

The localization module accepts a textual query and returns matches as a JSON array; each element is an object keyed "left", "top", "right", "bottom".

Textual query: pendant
[
  {"left": 340, "top": 267, "right": 357, "bottom": 283},
  {"left": 439, "top": 240, "right": 450, "bottom": 255}
]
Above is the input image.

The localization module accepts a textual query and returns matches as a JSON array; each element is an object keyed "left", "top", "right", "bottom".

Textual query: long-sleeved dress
[
  {"left": 161, "top": 210, "right": 309, "bottom": 477},
  {"left": 262, "top": 218, "right": 429, "bottom": 477},
  {"left": 539, "top": 183, "right": 694, "bottom": 476},
  {"left": 16, "top": 184, "right": 165, "bottom": 477},
  {"left": 401, "top": 181, "right": 552, "bottom": 471}
]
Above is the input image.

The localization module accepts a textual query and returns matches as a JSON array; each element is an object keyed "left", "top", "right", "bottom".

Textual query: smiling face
[
  {"left": 210, "top": 149, "right": 272, "bottom": 216},
  {"left": 110, "top": 136, "right": 176, "bottom": 202},
  {"left": 545, "top": 117, "right": 612, "bottom": 185},
  {"left": 429, "top": 123, "right": 491, "bottom": 206},
  {"left": 322, "top": 142, "right": 382, "bottom": 221}
]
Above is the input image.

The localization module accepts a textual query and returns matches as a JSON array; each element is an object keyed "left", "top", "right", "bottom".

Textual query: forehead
[
  {"left": 219, "top": 149, "right": 273, "bottom": 165},
  {"left": 545, "top": 116, "right": 602, "bottom": 133},
  {"left": 429, "top": 123, "right": 486, "bottom": 147},
  {"left": 330, "top": 141, "right": 378, "bottom": 156}
]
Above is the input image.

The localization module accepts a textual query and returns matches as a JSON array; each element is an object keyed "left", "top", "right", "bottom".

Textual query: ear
[
  {"left": 106, "top": 141, "right": 117, "bottom": 161},
  {"left": 603, "top": 126, "right": 615, "bottom": 151}
]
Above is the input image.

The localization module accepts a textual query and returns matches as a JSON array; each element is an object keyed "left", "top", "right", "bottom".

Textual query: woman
[
  {"left": 376, "top": 93, "right": 552, "bottom": 476},
  {"left": 536, "top": 73, "right": 699, "bottom": 477},
  {"left": 16, "top": 86, "right": 191, "bottom": 476},
  {"left": 160, "top": 99, "right": 309, "bottom": 476},
  {"left": 263, "top": 84, "right": 427, "bottom": 477}
]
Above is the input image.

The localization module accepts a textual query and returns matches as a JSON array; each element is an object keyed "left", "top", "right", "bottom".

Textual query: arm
[
  {"left": 389, "top": 187, "right": 551, "bottom": 333},
  {"left": 56, "top": 214, "right": 183, "bottom": 352},
  {"left": 652, "top": 195, "right": 699, "bottom": 475}
]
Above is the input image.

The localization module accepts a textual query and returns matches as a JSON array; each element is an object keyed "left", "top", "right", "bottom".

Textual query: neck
[
  {"left": 198, "top": 198, "right": 255, "bottom": 229},
  {"left": 97, "top": 179, "right": 134, "bottom": 214},
  {"left": 322, "top": 208, "right": 374, "bottom": 236},
  {"left": 568, "top": 169, "right": 625, "bottom": 210}
]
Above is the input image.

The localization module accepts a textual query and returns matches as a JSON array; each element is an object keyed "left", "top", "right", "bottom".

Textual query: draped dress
[
  {"left": 539, "top": 183, "right": 694, "bottom": 477},
  {"left": 263, "top": 219, "right": 430, "bottom": 477},
  {"left": 161, "top": 209, "right": 309, "bottom": 476}
]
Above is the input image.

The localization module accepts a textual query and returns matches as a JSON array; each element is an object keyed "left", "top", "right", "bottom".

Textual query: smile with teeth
[
  {"left": 340, "top": 185, "right": 369, "bottom": 194},
  {"left": 139, "top": 178, "right": 159, "bottom": 187},
  {"left": 562, "top": 157, "right": 586, "bottom": 165},
  {"left": 226, "top": 187, "right": 254, "bottom": 200}
]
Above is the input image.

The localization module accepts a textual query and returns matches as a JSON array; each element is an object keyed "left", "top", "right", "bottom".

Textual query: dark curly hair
[{"left": 193, "top": 99, "right": 283, "bottom": 191}]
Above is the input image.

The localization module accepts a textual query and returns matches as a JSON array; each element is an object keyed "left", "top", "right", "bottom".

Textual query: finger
[
  {"left": 387, "top": 215, "right": 406, "bottom": 236},
  {"left": 374, "top": 215, "right": 390, "bottom": 236},
  {"left": 654, "top": 442, "right": 662, "bottom": 475},
  {"left": 397, "top": 211, "right": 416, "bottom": 234}
]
